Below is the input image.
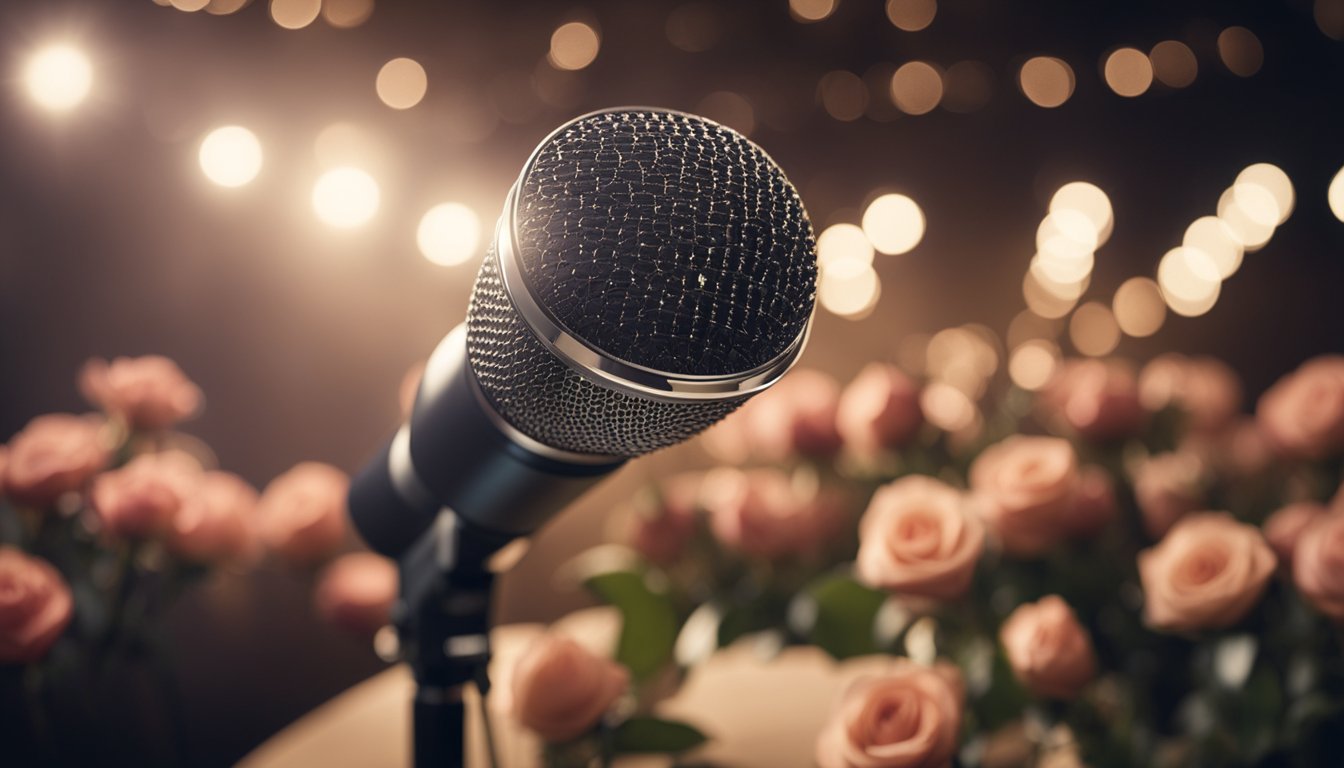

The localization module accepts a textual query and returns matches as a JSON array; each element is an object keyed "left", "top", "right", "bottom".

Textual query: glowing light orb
[
  {"left": 886, "top": 0, "right": 936, "bottom": 31},
  {"left": 25, "top": 45, "right": 92, "bottom": 112},
  {"left": 376, "top": 58, "right": 427, "bottom": 110},
  {"left": 890, "top": 61, "right": 943, "bottom": 115},
  {"left": 1330, "top": 165, "right": 1344, "bottom": 222},
  {"left": 1103, "top": 47, "right": 1154, "bottom": 97},
  {"left": 271, "top": 0, "right": 321, "bottom": 29},
  {"left": 1069, "top": 302, "right": 1120, "bottom": 357},
  {"left": 198, "top": 126, "right": 263, "bottom": 188},
  {"left": 817, "top": 223, "right": 874, "bottom": 271},
  {"left": 1112, "top": 277, "right": 1166, "bottom": 338},
  {"left": 790, "top": 0, "right": 837, "bottom": 22},
  {"left": 1183, "top": 216, "right": 1244, "bottom": 279},
  {"left": 549, "top": 21, "right": 600, "bottom": 70},
  {"left": 417, "top": 203, "right": 481, "bottom": 266},
  {"left": 1019, "top": 56, "right": 1074, "bottom": 108},
  {"left": 1150, "top": 40, "right": 1197, "bottom": 88},
  {"left": 1009, "top": 340, "right": 1060, "bottom": 391},
  {"left": 819, "top": 264, "right": 880, "bottom": 319},
  {"left": 862, "top": 194, "right": 925, "bottom": 255},
  {"left": 1235, "top": 163, "right": 1294, "bottom": 224},
  {"left": 1049, "top": 181, "right": 1113, "bottom": 244},
  {"left": 312, "top": 167, "right": 380, "bottom": 228}
]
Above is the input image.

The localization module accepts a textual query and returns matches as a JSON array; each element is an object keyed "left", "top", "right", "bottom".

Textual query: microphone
[{"left": 348, "top": 107, "right": 818, "bottom": 559}]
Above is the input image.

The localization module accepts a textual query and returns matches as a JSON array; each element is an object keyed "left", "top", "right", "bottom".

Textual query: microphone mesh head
[{"left": 467, "top": 110, "right": 816, "bottom": 457}]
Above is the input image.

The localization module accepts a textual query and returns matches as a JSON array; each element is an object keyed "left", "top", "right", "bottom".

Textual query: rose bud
[
  {"left": 1132, "top": 451, "right": 1206, "bottom": 539},
  {"left": 79, "top": 355, "right": 203, "bottom": 430},
  {"left": 1000, "top": 595, "right": 1097, "bottom": 700},
  {"left": 0, "top": 547, "right": 74, "bottom": 664},
  {"left": 837, "top": 363, "right": 923, "bottom": 459},
  {"left": 257, "top": 462, "right": 350, "bottom": 566},
  {"left": 815, "top": 661, "right": 964, "bottom": 768},
  {"left": 1263, "top": 502, "right": 1327, "bottom": 565},
  {"left": 1293, "top": 512, "right": 1344, "bottom": 620},
  {"left": 704, "top": 467, "right": 833, "bottom": 559},
  {"left": 1138, "top": 512, "right": 1276, "bottom": 633},
  {"left": 1041, "top": 359, "right": 1145, "bottom": 442},
  {"left": 168, "top": 471, "right": 259, "bottom": 565},
  {"left": 1257, "top": 355, "right": 1344, "bottom": 460},
  {"left": 314, "top": 552, "right": 399, "bottom": 634},
  {"left": 398, "top": 360, "right": 426, "bottom": 420},
  {"left": 745, "top": 368, "right": 843, "bottom": 461},
  {"left": 856, "top": 475, "right": 984, "bottom": 600},
  {"left": 4, "top": 413, "right": 109, "bottom": 507},
  {"left": 624, "top": 473, "right": 702, "bottom": 566},
  {"left": 970, "top": 436, "right": 1080, "bottom": 557},
  {"left": 90, "top": 451, "right": 201, "bottom": 540},
  {"left": 510, "top": 634, "right": 629, "bottom": 743},
  {"left": 1139, "top": 354, "right": 1243, "bottom": 434}
]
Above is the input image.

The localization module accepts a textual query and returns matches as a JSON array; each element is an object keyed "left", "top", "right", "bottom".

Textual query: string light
[
  {"left": 271, "top": 0, "right": 321, "bottom": 29},
  {"left": 312, "top": 167, "right": 380, "bottom": 228},
  {"left": 1103, "top": 47, "right": 1153, "bottom": 97},
  {"left": 417, "top": 203, "right": 481, "bottom": 266},
  {"left": 861, "top": 194, "right": 925, "bottom": 255},
  {"left": 1112, "top": 277, "right": 1166, "bottom": 337},
  {"left": 1019, "top": 56, "right": 1074, "bottom": 108},
  {"left": 376, "top": 58, "right": 427, "bottom": 110},
  {"left": 198, "top": 126, "right": 262, "bottom": 188},
  {"left": 548, "top": 21, "right": 601, "bottom": 70},
  {"left": 25, "top": 45, "right": 93, "bottom": 112}
]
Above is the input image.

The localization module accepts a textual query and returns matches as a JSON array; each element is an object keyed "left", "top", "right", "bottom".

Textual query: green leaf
[
  {"left": 583, "top": 570, "right": 678, "bottom": 682},
  {"left": 795, "top": 573, "right": 887, "bottom": 660},
  {"left": 611, "top": 717, "right": 709, "bottom": 754}
]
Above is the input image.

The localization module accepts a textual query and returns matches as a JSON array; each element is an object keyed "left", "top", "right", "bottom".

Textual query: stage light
[
  {"left": 1236, "top": 163, "right": 1294, "bottom": 224},
  {"left": 1069, "top": 302, "right": 1120, "bottom": 357},
  {"left": 1104, "top": 47, "right": 1154, "bottom": 97},
  {"left": 1150, "top": 40, "right": 1197, "bottom": 88},
  {"left": 25, "top": 45, "right": 92, "bottom": 112},
  {"left": 198, "top": 126, "right": 262, "bottom": 188},
  {"left": 548, "top": 21, "right": 600, "bottom": 70},
  {"left": 417, "top": 203, "right": 481, "bottom": 266},
  {"left": 818, "top": 264, "right": 880, "bottom": 319},
  {"left": 1112, "top": 277, "right": 1166, "bottom": 337},
  {"left": 1330, "top": 166, "right": 1344, "bottom": 222},
  {"left": 790, "top": 0, "right": 836, "bottom": 23},
  {"left": 1009, "top": 340, "right": 1059, "bottom": 391},
  {"left": 817, "top": 223, "right": 874, "bottom": 271},
  {"left": 271, "top": 0, "right": 320, "bottom": 30},
  {"left": 1183, "top": 216, "right": 1243, "bottom": 278},
  {"left": 862, "top": 194, "right": 925, "bottom": 255},
  {"left": 312, "top": 167, "right": 379, "bottom": 228},
  {"left": 1019, "top": 56, "right": 1074, "bottom": 108},
  {"left": 886, "top": 0, "right": 936, "bottom": 32},
  {"left": 1218, "top": 27, "right": 1264, "bottom": 77},
  {"left": 376, "top": 58, "right": 427, "bottom": 110},
  {"left": 890, "top": 61, "right": 944, "bottom": 115},
  {"left": 322, "top": 0, "right": 374, "bottom": 28}
]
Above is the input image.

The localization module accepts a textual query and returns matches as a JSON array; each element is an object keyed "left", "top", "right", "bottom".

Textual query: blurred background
[{"left": 1, "top": 0, "right": 1342, "bottom": 764}]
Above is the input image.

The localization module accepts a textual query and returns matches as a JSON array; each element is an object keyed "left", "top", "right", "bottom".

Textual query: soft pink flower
[
  {"left": 510, "top": 634, "right": 629, "bottom": 743},
  {"left": 315, "top": 552, "right": 399, "bottom": 634},
  {"left": 1257, "top": 355, "right": 1344, "bottom": 460},
  {"left": 626, "top": 473, "right": 702, "bottom": 566},
  {"left": 1000, "top": 595, "right": 1097, "bottom": 700},
  {"left": 856, "top": 475, "right": 983, "bottom": 600},
  {"left": 838, "top": 364, "right": 923, "bottom": 458},
  {"left": 1042, "top": 359, "right": 1145, "bottom": 442},
  {"left": 815, "top": 661, "right": 964, "bottom": 768},
  {"left": 1263, "top": 502, "right": 1327, "bottom": 565},
  {"left": 703, "top": 468, "right": 837, "bottom": 559},
  {"left": 745, "top": 368, "right": 843, "bottom": 461},
  {"left": 4, "top": 414, "right": 109, "bottom": 507},
  {"left": 1293, "top": 512, "right": 1344, "bottom": 620},
  {"left": 0, "top": 547, "right": 73, "bottom": 664},
  {"left": 169, "top": 471, "right": 259, "bottom": 564},
  {"left": 1139, "top": 354, "right": 1243, "bottom": 433},
  {"left": 79, "top": 355, "right": 202, "bottom": 430},
  {"left": 969, "top": 436, "right": 1079, "bottom": 557},
  {"left": 1133, "top": 451, "right": 1206, "bottom": 539},
  {"left": 257, "top": 462, "right": 350, "bottom": 566},
  {"left": 1138, "top": 512, "right": 1276, "bottom": 632},
  {"left": 90, "top": 451, "right": 201, "bottom": 539}
]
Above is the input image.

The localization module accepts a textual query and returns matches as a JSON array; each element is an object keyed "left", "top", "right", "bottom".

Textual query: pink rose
[
  {"left": 1257, "top": 355, "right": 1344, "bottom": 460},
  {"left": 1139, "top": 354, "right": 1243, "bottom": 433},
  {"left": 838, "top": 364, "right": 923, "bottom": 458},
  {"left": 399, "top": 360, "right": 426, "bottom": 419},
  {"left": 1041, "top": 359, "right": 1145, "bottom": 442},
  {"left": 1067, "top": 466, "right": 1117, "bottom": 538},
  {"left": 0, "top": 547, "right": 74, "bottom": 664},
  {"left": 815, "top": 661, "right": 964, "bottom": 768},
  {"left": 969, "top": 436, "right": 1079, "bottom": 557},
  {"left": 704, "top": 468, "right": 837, "bottom": 559},
  {"left": 4, "top": 414, "right": 109, "bottom": 507},
  {"left": 510, "top": 634, "right": 629, "bottom": 743},
  {"left": 257, "top": 462, "right": 350, "bottom": 566},
  {"left": 1293, "top": 512, "right": 1344, "bottom": 619},
  {"left": 314, "top": 552, "right": 399, "bottom": 634},
  {"left": 1133, "top": 451, "right": 1206, "bottom": 539},
  {"left": 745, "top": 368, "right": 843, "bottom": 461},
  {"left": 856, "top": 475, "right": 984, "bottom": 600},
  {"left": 1263, "top": 502, "right": 1327, "bottom": 564},
  {"left": 625, "top": 473, "right": 702, "bottom": 566},
  {"left": 1138, "top": 512, "right": 1276, "bottom": 632},
  {"left": 90, "top": 451, "right": 201, "bottom": 539},
  {"left": 169, "top": 471, "right": 259, "bottom": 564},
  {"left": 79, "top": 355, "right": 203, "bottom": 430},
  {"left": 999, "top": 595, "right": 1097, "bottom": 699}
]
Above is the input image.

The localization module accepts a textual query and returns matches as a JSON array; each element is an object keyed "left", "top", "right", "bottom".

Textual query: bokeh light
[
  {"left": 1112, "top": 277, "right": 1166, "bottom": 337},
  {"left": 171, "top": 0, "right": 210, "bottom": 10},
  {"left": 886, "top": 0, "right": 936, "bottom": 31},
  {"left": 376, "top": 58, "right": 427, "bottom": 110},
  {"left": 198, "top": 126, "right": 262, "bottom": 188},
  {"left": 817, "top": 223, "right": 874, "bottom": 271},
  {"left": 1008, "top": 340, "right": 1060, "bottom": 390},
  {"left": 1217, "top": 186, "right": 1274, "bottom": 250},
  {"left": 1007, "top": 309, "right": 1059, "bottom": 349},
  {"left": 1330, "top": 165, "right": 1344, "bottom": 222},
  {"left": 1183, "top": 216, "right": 1244, "bottom": 279},
  {"left": 312, "top": 167, "right": 380, "bottom": 228},
  {"left": 204, "top": 0, "right": 248, "bottom": 13},
  {"left": 321, "top": 0, "right": 374, "bottom": 28},
  {"left": 790, "top": 0, "right": 837, "bottom": 23},
  {"left": 1319, "top": 0, "right": 1344, "bottom": 40},
  {"left": 1032, "top": 240, "right": 1094, "bottom": 285},
  {"left": 1023, "top": 270, "right": 1081, "bottom": 319},
  {"left": 1049, "top": 181, "right": 1113, "bottom": 244},
  {"left": 819, "top": 70, "right": 868, "bottom": 121},
  {"left": 920, "top": 382, "right": 976, "bottom": 431},
  {"left": 861, "top": 194, "right": 925, "bottom": 255},
  {"left": 25, "top": 45, "right": 93, "bottom": 112},
  {"left": 890, "top": 61, "right": 944, "bottom": 115},
  {"left": 818, "top": 264, "right": 881, "bottom": 319},
  {"left": 1103, "top": 47, "right": 1154, "bottom": 97},
  {"left": 1019, "top": 56, "right": 1074, "bottom": 108},
  {"left": 549, "top": 21, "right": 601, "bottom": 70},
  {"left": 1069, "top": 301, "right": 1120, "bottom": 356},
  {"left": 1218, "top": 27, "right": 1264, "bottom": 77},
  {"left": 1149, "top": 40, "right": 1198, "bottom": 88},
  {"left": 417, "top": 203, "right": 481, "bottom": 266},
  {"left": 1157, "top": 247, "right": 1221, "bottom": 317},
  {"left": 271, "top": 0, "right": 321, "bottom": 29},
  {"left": 1235, "top": 163, "right": 1294, "bottom": 224},
  {"left": 695, "top": 91, "right": 755, "bottom": 136},
  {"left": 1038, "top": 208, "right": 1100, "bottom": 251}
]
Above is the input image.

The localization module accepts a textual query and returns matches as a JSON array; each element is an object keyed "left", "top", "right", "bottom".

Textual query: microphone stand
[{"left": 397, "top": 511, "right": 515, "bottom": 768}]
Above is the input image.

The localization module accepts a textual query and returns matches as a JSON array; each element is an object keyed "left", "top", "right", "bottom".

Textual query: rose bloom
[
  {"left": 90, "top": 451, "right": 201, "bottom": 540},
  {"left": 4, "top": 413, "right": 109, "bottom": 507},
  {"left": 856, "top": 475, "right": 984, "bottom": 600},
  {"left": 79, "top": 355, "right": 203, "bottom": 430},
  {"left": 1138, "top": 512, "right": 1276, "bottom": 633},
  {"left": 0, "top": 547, "right": 74, "bottom": 664},
  {"left": 815, "top": 661, "right": 964, "bottom": 768},
  {"left": 1000, "top": 595, "right": 1097, "bottom": 700},
  {"left": 510, "top": 634, "right": 629, "bottom": 743},
  {"left": 1293, "top": 512, "right": 1344, "bottom": 620},
  {"left": 314, "top": 552, "right": 399, "bottom": 634},
  {"left": 970, "top": 436, "right": 1080, "bottom": 557},
  {"left": 169, "top": 471, "right": 259, "bottom": 565},
  {"left": 1041, "top": 359, "right": 1145, "bottom": 442},
  {"left": 1257, "top": 355, "right": 1344, "bottom": 460},
  {"left": 625, "top": 472, "right": 702, "bottom": 566},
  {"left": 1263, "top": 502, "right": 1327, "bottom": 565},
  {"left": 704, "top": 467, "right": 836, "bottom": 559},
  {"left": 257, "top": 462, "right": 350, "bottom": 566},
  {"left": 745, "top": 368, "right": 843, "bottom": 461},
  {"left": 837, "top": 363, "right": 923, "bottom": 459},
  {"left": 1139, "top": 354, "right": 1243, "bottom": 434},
  {"left": 1133, "top": 451, "right": 1206, "bottom": 539}
]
